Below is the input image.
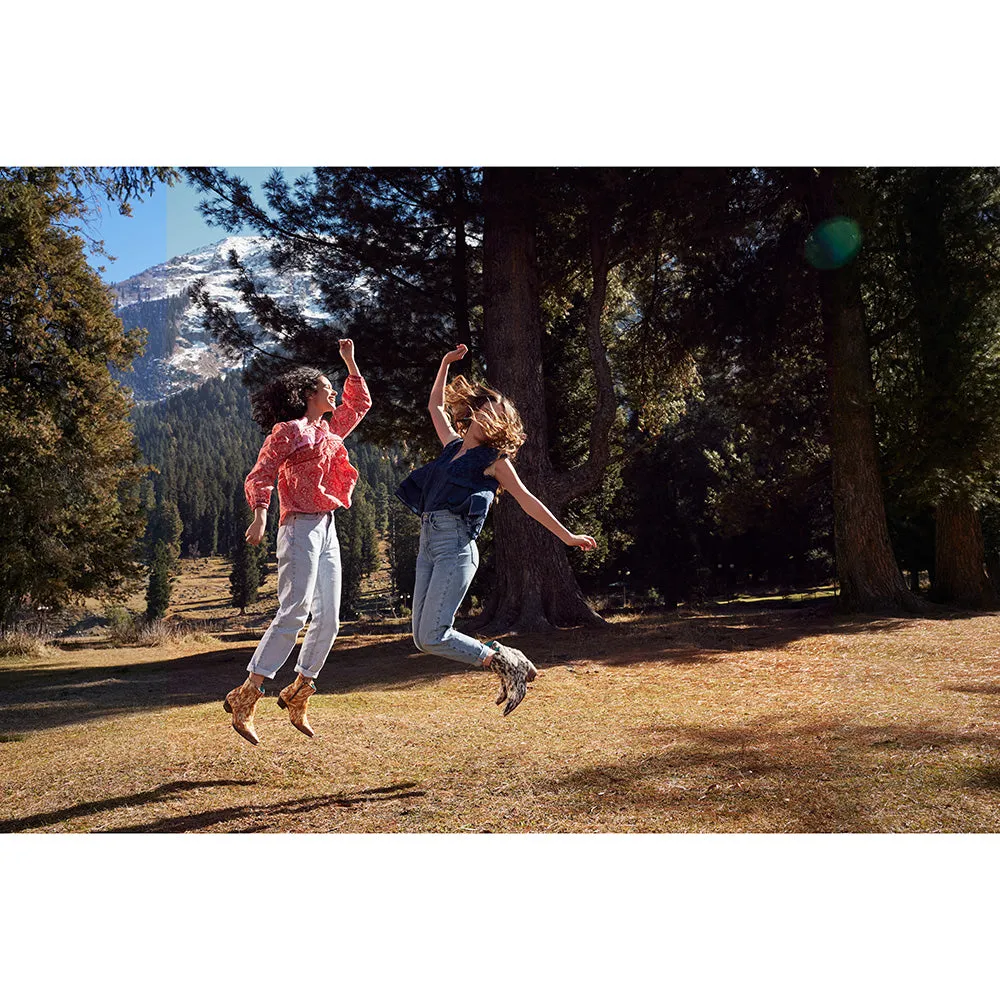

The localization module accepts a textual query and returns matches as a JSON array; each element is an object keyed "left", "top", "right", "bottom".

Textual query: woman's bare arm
[
  {"left": 490, "top": 458, "right": 598, "bottom": 549},
  {"left": 429, "top": 344, "right": 467, "bottom": 447}
]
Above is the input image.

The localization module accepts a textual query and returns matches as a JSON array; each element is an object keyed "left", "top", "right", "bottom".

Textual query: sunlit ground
[{"left": 2, "top": 564, "right": 998, "bottom": 833}]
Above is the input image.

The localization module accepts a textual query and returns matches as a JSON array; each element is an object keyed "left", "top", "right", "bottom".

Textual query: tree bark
[
  {"left": 475, "top": 167, "right": 605, "bottom": 633},
  {"left": 934, "top": 498, "right": 995, "bottom": 607},
  {"left": 902, "top": 172, "right": 998, "bottom": 608},
  {"left": 807, "top": 168, "right": 919, "bottom": 613}
]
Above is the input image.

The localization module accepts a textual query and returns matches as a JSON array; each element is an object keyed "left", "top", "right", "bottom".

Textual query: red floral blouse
[{"left": 244, "top": 375, "right": 372, "bottom": 524}]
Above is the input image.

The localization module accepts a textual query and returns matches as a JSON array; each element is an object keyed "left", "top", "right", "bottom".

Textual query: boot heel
[
  {"left": 276, "top": 696, "right": 287, "bottom": 709},
  {"left": 223, "top": 699, "right": 232, "bottom": 714}
]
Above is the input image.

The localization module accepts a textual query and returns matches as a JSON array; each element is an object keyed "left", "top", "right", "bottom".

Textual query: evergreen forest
[{"left": 5, "top": 165, "right": 1000, "bottom": 634}]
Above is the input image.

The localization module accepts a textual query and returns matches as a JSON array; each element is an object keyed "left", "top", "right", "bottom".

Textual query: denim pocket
[{"left": 277, "top": 519, "right": 295, "bottom": 560}]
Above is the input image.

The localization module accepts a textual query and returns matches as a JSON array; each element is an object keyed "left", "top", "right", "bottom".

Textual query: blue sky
[{"left": 85, "top": 167, "right": 310, "bottom": 284}]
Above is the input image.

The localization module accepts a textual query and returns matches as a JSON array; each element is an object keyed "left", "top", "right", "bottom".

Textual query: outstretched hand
[
  {"left": 567, "top": 534, "right": 598, "bottom": 550},
  {"left": 443, "top": 343, "right": 468, "bottom": 365},
  {"left": 338, "top": 339, "right": 355, "bottom": 364}
]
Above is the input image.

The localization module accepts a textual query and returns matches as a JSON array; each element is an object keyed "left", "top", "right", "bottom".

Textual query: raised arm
[
  {"left": 428, "top": 344, "right": 467, "bottom": 447},
  {"left": 490, "top": 458, "right": 598, "bottom": 549},
  {"left": 329, "top": 338, "right": 371, "bottom": 439}
]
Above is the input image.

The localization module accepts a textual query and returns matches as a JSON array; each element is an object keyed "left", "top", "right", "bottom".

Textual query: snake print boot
[{"left": 485, "top": 641, "right": 536, "bottom": 716}]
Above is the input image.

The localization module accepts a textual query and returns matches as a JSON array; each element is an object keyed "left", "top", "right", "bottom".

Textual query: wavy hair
[
  {"left": 249, "top": 366, "right": 326, "bottom": 433},
  {"left": 444, "top": 375, "right": 525, "bottom": 460}
]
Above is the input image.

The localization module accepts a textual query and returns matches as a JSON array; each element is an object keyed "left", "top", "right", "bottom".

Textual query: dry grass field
[{"left": 2, "top": 558, "right": 999, "bottom": 834}]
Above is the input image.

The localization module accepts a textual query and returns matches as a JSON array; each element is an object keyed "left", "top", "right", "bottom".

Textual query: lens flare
[{"left": 805, "top": 216, "right": 863, "bottom": 270}]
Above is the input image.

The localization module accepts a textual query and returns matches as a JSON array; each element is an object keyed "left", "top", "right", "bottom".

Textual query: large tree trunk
[
  {"left": 934, "top": 498, "right": 995, "bottom": 607},
  {"left": 903, "top": 173, "right": 998, "bottom": 609},
  {"left": 474, "top": 167, "right": 605, "bottom": 633},
  {"left": 808, "top": 168, "right": 919, "bottom": 613}
]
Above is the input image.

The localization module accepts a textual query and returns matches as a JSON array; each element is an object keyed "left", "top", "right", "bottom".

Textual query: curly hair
[
  {"left": 444, "top": 375, "right": 526, "bottom": 460},
  {"left": 250, "top": 366, "right": 327, "bottom": 433}
]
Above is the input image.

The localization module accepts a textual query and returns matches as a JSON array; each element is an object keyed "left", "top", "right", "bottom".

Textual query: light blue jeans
[
  {"left": 247, "top": 511, "right": 341, "bottom": 680},
  {"left": 411, "top": 511, "right": 492, "bottom": 666}
]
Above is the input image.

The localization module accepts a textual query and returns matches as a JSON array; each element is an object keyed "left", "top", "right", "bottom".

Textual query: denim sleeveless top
[{"left": 395, "top": 438, "right": 500, "bottom": 541}]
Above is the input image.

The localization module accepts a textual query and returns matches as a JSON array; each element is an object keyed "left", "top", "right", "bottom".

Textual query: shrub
[
  {"left": 0, "top": 630, "right": 56, "bottom": 658},
  {"left": 105, "top": 612, "right": 210, "bottom": 648},
  {"left": 106, "top": 609, "right": 143, "bottom": 645}
]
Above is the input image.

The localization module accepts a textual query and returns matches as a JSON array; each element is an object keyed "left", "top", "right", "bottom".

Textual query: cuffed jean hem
[
  {"left": 246, "top": 663, "right": 324, "bottom": 681},
  {"left": 247, "top": 664, "right": 281, "bottom": 680}
]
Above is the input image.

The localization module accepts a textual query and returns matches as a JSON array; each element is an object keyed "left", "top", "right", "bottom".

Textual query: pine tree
[
  {"left": 803, "top": 167, "right": 918, "bottom": 612},
  {"left": 254, "top": 535, "right": 272, "bottom": 590},
  {"left": 146, "top": 540, "right": 172, "bottom": 620},
  {"left": 229, "top": 533, "right": 260, "bottom": 614},
  {"left": 145, "top": 499, "right": 183, "bottom": 570},
  {"left": 338, "top": 480, "right": 379, "bottom": 616},
  {"left": 0, "top": 166, "right": 173, "bottom": 633}
]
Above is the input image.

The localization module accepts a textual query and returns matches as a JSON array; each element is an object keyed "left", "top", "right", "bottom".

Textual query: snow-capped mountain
[{"left": 112, "top": 236, "right": 335, "bottom": 401}]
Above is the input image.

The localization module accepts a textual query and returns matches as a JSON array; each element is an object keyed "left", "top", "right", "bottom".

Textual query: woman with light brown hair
[{"left": 396, "top": 344, "right": 597, "bottom": 716}]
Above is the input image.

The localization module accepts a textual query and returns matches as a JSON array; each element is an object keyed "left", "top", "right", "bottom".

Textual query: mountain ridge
[{"left": 112, "top": 235, "right": 333, "bottom": 402}]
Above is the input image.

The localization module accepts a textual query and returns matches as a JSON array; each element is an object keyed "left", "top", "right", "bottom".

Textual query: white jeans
[{"left": 247, "top": 511, "right": 341, "bottom": 680}]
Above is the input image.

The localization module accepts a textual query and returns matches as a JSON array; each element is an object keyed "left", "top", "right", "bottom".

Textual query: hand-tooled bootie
[
  {"left": 485, "top": 641, "right": 536, "bottom": 716},
  {"left": 223, "top": 677, "right": 265, "bottom": 745},
  {"left": 277, "top": 674, "right": 316, "bottom": 737}
]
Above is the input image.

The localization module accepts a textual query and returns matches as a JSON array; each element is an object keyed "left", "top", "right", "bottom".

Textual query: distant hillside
[{"left": 131, "top": 377, "right": 422, "bottom": 608}]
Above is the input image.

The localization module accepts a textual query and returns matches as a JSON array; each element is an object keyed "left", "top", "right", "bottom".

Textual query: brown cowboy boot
[
  {"left": 485, "top": 641, "right": 536, "bottom": 716},
  {"left": 223, "top": 677, "right": 265, "bottom": 746},
  {"left": 277, "top": 674, "right": 316, "bottom": 737}
]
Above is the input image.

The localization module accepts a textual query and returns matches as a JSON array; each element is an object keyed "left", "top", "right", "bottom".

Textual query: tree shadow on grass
[
  {"left": 0, "top": 638, "right": 479, "bottom": 736},
  {"left": 572, "top": 609, "right": 919, "bottom": 669},
  {"left": 103, "top": 782, "right": 426, "bottom": 833},
  {"left": 0, "top": 646, "right": 251, "bottom": 736},
  {"left": 542, "top": 716, "right": 1000, "bottom": 833},
  {"left": 0, "top": 779, "right": 257, "bottom": 833},
  {"left": 943, "top": 684, "right": 1000, "bottom": 696},
  {"left": 1, "top": 778, "right": 426, "bottom": 834},
  {"left": 965, "top": 768, "right": 1000, "bottom": 790}
]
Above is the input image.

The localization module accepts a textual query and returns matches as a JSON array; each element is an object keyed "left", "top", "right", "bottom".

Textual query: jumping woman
[
  {"left": 396, "top": 344, "right": 597, "bottom": 716},
  {"left": 224, "top": 339, "right": 371, "bottom": 745}
]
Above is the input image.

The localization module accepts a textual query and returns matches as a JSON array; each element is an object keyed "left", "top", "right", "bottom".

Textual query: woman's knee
[
  {"left": 272, "top": 603, "right": 310, "bottom": 631},
  {"left": 416, "top": 624, "right": 450, "bottom": 654}
]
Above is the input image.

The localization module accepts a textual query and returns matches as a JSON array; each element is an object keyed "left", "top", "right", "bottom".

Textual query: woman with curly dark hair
[
  {"left": 396, "top": 344, "right": 597, "bottom": 716},
  {"left": 223, "top": 339, "right": 371, "bottom": 746}
]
